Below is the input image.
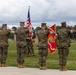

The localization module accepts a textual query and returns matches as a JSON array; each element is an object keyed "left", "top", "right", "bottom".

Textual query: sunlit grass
[{"left": 7, "top": 40, "right": 76, "bottom": 70}]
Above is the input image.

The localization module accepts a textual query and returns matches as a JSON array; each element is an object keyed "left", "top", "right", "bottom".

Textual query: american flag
[{"left": 26, "top": 6, "right": 33, "bottom": 40}]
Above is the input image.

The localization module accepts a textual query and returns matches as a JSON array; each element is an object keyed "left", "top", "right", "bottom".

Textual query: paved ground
[{"left": 0, "top": 67, "right": 76, "bottom": 75}]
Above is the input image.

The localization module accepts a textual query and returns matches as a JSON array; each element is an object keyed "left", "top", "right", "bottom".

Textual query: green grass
[{"left": 7, "top": 40, "right": 76, "bottom": 70}]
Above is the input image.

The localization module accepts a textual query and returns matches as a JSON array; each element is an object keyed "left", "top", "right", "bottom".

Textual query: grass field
[{"left": 7, "top": 40, "right": 76, "bottom": 70}]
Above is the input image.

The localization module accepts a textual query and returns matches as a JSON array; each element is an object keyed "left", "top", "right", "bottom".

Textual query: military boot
[
  {"left": 62, "top": 66, "right": 68, "bottom": 71},
  {"left": 18, "top": 64, "right": 24, "bottom": 68},
  {"left": 40, "top": 66, "right": 47, "bottom": 70},
  {"left": 0, "top": 63, "right": 2, "bottom": 67},
  {"left": 60, "top": 66, "right": 63, "bottom": 71},
  {"left": 2, "top": 64, "right": 7, "bottom": 67},
  {"left": 39, "top": 66, "right": 42, "bottom": 70}
]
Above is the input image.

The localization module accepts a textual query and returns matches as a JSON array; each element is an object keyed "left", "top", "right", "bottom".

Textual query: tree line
[
  {"left": 35, "top": 25, "right": 76, "bottom": 40},
  {"left": 0, "top": 25, "right": 76, "bottom": 40}
]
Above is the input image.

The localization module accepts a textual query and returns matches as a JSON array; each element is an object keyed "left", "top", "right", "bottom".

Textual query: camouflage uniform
[
  {"left": 57, "top": 22, "right": 71, "bottom": 70},
  {"left": 0, "top": 24, "right": 10, "bottom": 66},
  {"left": 30, "top": 40, "right": 34, "bottom": 55},
  {"left": 26, "top": 32, "right": 31, "bottom": 56},
  {"left": 26, "top": 30, "right": 35, "bottom": 56},
  {"left": 15, "top": 27, "right": 29, "bottom": 65},
  {"left": 37, "top": 23, "right": 49, "bottom": 69},
  {"left": 26, "top": 39, "right": 34, "bottom": 56}
]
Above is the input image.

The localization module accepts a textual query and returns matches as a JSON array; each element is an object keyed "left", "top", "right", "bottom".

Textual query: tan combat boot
[
  {"left": 60, "top": 66, "right": 63, "bottom": 71},
  {"left": 62, "top": 66, "right": 68, "bottom": 71},
  {"left": 2, "top": 64, "right": 7, "bottom": 67},
  {"left": 40, "top": 66, "right": 47, "bottom": 70},
  {"left": 0, "top": 63, "right": 2, "bottom": 67},
  {"left": 39, "top": 65, "right": 43, "bottom": 70},
  {"left": 18, "top": 64, "right": 24, "bottom": 68}
]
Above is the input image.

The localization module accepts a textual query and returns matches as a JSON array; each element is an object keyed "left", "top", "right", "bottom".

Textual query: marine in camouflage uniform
[
  {"left": 26, "top": 32, "right": 31, "bottom": 56},
  {"left": 37, "top": 23, "right": 50, "bottom": 70},
  {"left": 0, "top": 24, "right": 10, "bottom": 67},
  {"left": 30, "top": 40, "right": 35, "bottom": 56},
  {"left": 57, "top": 22, "right": 74, "bottom": 71},
  {"left": 26, "top": 34, "right": 35, "bottom": 56},
  {"left": 15, "top": 22, "right": 29, "bottom": 68}
]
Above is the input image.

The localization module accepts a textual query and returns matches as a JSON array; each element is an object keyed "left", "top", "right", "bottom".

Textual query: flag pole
[{"left": 26, "top": 6, "right": 34, "bottom": 40}]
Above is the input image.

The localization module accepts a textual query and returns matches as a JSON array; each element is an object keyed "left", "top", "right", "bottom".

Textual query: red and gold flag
[{"left": 48, "top": 25, "right": 57, "bottom": 54}]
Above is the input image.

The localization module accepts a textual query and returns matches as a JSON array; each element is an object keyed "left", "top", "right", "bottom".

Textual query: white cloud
[{"left": 0, "top": 0, "right": 76, "bottom": 27}]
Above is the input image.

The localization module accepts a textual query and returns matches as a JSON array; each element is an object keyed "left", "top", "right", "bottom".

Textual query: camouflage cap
[
  {"left": 41, "top": 23, "right": 46, "bottom": 27},
  {"left": 2, "top": 24, "right": 7, "bottom": 26},
  {"left": 20, "top": 22, "right": 25, "bottom": 24},
  {"left": 61, "top": 21, "right": 66, "bottom": 27},
  {"left": 2, "top": 24, "right": 7, "bottom": 29},
  {"left": 2, "top": 24, "right": 7, "bottom": 27},
  {"left": 61, "top": 21, "right": 66, "bottom": 24}
]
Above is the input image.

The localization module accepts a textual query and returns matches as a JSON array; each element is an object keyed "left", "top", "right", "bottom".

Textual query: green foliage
[
  {"left": 9, "top": 34, "right": 14, "bottom": 39},
  {"left": 74, "top": 25, "right": 76, "bottom": 30},
  {"left": 12, "top": 26, "right": 17, "bottom": 31},
  {"left": 35, "top": 26, "right": 41, "bottom": 34},
  {"left": 0, "top": 26, "right": 2, "bottom": 30},
  {"left": 7, "top": 40, "right": 76, "bottom": 70},
  {"left": 56, "top": 26, "right": 61, "bottom": 32}
]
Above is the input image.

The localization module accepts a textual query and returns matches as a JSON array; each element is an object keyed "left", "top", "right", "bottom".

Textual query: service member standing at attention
[
  {"left": 57, "top": 22, "right": 76, "bottom": 71},
  {"left": 37, "top": 23, "right": 50, "bottom": 70},
  {"left": 0, "top": 24, "right": 11, "bottom": 67},
  {"left": 14, "top": 22, "right": 29, "bottom": 68}
]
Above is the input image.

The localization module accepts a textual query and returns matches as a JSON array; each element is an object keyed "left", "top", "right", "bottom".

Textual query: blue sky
[{"left": 0, "top": 0, "right": 76, "bottom": 28}]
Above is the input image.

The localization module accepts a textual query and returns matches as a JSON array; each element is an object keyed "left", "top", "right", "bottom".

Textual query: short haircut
[{"left": 41, "top": 23, "right": 46, "bottom": 27}]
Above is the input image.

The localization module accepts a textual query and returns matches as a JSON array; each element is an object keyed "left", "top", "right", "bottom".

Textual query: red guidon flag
[
  {"left": 26, "top": 6, "right": 33, "bottom": 40},
  {"left": 48, "top": 25, "right": 57, "bottom": 54}
]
